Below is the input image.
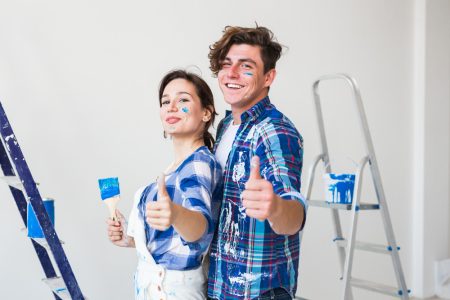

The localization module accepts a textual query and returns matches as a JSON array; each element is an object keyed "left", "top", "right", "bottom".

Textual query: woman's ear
[{"left": 202, "top": 106, "right": 213, "bottom": 122}]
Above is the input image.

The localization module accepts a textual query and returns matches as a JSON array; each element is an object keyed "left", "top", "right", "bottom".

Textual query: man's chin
[{"left": 223, "top": 95, "right": 245, "bottom": 106}]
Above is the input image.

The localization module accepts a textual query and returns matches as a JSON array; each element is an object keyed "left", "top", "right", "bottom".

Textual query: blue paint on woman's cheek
[{"left": 181, "top": 107, "right": 189, "bottom": 113}]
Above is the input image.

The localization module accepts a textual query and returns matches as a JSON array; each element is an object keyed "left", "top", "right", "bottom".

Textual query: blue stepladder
[
  {"left": 303, "top": 74, "right": 410, "bottom": 299},
  {"left": 0, "top": 102, "right": 85, "bottom": 300}
]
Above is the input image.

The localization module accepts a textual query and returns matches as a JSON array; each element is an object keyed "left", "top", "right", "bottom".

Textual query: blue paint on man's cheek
[{"left": 243, "top": 72, "right": 253, "bottom": 76}]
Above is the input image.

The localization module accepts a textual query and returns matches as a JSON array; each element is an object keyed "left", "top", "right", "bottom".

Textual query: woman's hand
[{"left": 106, "top": 209, "right": 134, "bottom": 247}]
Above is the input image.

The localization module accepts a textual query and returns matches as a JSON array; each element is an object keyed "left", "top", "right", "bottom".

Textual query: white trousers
[{"left": 134, "top": 258, "right": 206, "bottom": 300}]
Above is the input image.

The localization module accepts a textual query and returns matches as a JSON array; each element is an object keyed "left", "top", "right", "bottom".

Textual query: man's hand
[
  {"left": 106, "top": 210, "right": 134, "bottom": 247},
  {"left": 146, "top": 173, "right": 178, "bottom": 231},
  {"left": 242, "top": 156, "right": 281, "bottom": 222}
]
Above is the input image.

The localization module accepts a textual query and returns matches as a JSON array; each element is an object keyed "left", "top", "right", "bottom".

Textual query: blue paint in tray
[{"left": 323, "top": 173, "right": 355, "bottom": 204}]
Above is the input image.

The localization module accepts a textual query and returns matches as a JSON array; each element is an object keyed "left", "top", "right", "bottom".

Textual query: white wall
[
  {"left": 0, "top": 1, "right": 447, "bottom": 299},
  {"left": 412, "top": 0, "right": 450, "bottom": 297}
]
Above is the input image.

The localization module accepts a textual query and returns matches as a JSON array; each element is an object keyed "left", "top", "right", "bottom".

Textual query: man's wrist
[{"left": 268, "top": 194, "right": 283, "bottom": 224}]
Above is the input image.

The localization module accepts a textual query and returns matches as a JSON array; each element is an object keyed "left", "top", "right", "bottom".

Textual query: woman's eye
[
  {"left": 179, "top": 98, "right": 189, "bottom": 103},
  {"left": 161, "top": 100, "right": 170, "bottom": 105}
]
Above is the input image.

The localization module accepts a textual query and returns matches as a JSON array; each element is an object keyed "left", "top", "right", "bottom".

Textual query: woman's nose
[{"left": 167, "top": 101, "right": 178, "bottom": 112}]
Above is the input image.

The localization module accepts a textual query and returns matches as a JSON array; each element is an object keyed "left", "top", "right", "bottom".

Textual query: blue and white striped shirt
[{"left": 128, "top": 146, "right": 222, "bottom": 270}]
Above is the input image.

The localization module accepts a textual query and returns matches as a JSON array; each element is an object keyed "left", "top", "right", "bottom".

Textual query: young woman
[{"left": 107, "top": 70, "right": 222, "bottom": 300}]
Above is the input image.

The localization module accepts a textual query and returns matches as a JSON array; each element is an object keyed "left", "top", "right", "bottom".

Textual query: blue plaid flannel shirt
[{"left": 208, "top": 97, "right": 306, "bottom": 300}]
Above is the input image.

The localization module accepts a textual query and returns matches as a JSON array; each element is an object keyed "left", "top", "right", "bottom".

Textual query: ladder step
[
  {"left": 42, "top": 277, "right": 71, "bottom": 300},
  {"left": 31, "top": 237, "right": 65, "bottom": 251},
  {"left": 308, "top": 199, "right": 380, "bottom": 210},
  {"left": 0, "top": 175, "right": 24, "bottom": 191},
  {"left": 350, "top": 277, "right": 407, "bottom": 297},
  {"left": 335, "top": 240, "right": 398, "bottom": 254}
]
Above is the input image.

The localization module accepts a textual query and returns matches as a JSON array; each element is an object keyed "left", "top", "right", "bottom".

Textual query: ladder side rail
[
  {"left": 312, "top": 80, "right": 331, "bottom": 173},
  {"left": 304, "top": 154, "right": 324, "bottom": 200},
  {"left": 341, "top": 156, "right": 369, "bottom": 300},
  {"left": 343, "top": 76, "right": 409, "bottom": 299},
  {"left": 0, "top": 135, "right": 61, "bottom": 299},
  {"left": 0, "top": 103, "right": 84, "bottom": 300},
  {"left": 312, "top": 78, "right": 347, "bottom": 281},
  {"left": 370, "top": 162, "right": 410, "bottom": 299}
]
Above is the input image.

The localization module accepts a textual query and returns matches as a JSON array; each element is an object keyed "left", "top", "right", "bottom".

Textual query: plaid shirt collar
[{"left": 214, "top": 96, "right": 271, "bottom": 152}]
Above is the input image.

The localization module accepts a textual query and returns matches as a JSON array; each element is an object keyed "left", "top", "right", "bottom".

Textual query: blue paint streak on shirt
[{"left": 98, "top": 177, "right": 120, "bottom": 200}]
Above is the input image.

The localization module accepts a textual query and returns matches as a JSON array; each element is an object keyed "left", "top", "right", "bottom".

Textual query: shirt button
[
  {"left": 157, "top": 285, "right": 161, "bottom": 291},
  {"left": 159, "top": 271, "right": 163, "bottom": 277}
]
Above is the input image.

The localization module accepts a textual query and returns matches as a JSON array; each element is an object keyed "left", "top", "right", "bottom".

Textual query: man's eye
[
  {"left": 221, "top": 62, "right": 231, "bottom": 68},
  {"left": 242, "top": 63, "right": 252, "bottom": 69}
]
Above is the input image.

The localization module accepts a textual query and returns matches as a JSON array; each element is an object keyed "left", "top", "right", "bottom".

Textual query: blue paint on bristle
[
  {"left": 98, "top": 177, "right": 120, "bottom": 200},
  {"left": 181, "top": 107, "right": 189, "bottom": 113}
]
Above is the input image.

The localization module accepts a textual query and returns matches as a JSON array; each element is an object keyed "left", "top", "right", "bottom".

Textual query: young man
[{"left": 207, "top": 26, "right": 307, "bottom": 300}]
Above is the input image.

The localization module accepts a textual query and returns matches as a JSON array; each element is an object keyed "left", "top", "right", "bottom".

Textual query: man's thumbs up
[
  {"left": 157, "top": 173, "right": 170, "bottom": 202},
  {"left": 242, "top": 155, "right": 279, "bottom": 221},
  {"left": 249, "top": 156, "right": 262, "bottom": 180}
]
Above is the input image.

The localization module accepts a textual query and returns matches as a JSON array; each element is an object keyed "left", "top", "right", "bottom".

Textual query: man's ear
[{"left": 263, "top": 69, "right": 277, "bottom": 88}]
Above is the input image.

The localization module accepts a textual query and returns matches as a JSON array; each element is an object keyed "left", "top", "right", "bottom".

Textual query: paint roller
[{"left": 98, "top": 177, "right": 120, "bottom": 221}]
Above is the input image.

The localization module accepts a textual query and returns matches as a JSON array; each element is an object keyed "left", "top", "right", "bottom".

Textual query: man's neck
[{"left": 231, "top": 96, "right": 267, "bottom": 125}]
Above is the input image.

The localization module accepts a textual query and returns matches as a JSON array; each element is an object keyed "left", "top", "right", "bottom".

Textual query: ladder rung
[
  {"left": 0, "top": 175, "right": 24, "bottom": 191},
  {"left": 335, "top": 240, "right": 396, "bottom": 254},
  {"left": 42, "top": 277, "right": 71, "bottom": 300},
  {"left": 351, "top": 277, "right": 406, "bottom": 297},
  {"left": 308, "top": 199, "right": 380, "bottom": 210},
  {"left": 31, "top": 237, "right": 65, "bottom": 251}
]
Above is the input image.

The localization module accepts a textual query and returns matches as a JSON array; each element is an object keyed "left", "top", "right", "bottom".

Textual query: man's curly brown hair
[{"left": 208, "top": 25, "right": 283, "bottom": 77}]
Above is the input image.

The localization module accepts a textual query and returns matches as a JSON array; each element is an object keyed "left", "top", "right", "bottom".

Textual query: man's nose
[{"left": 227, "top": 64, "right": 240, "bottom": 78}]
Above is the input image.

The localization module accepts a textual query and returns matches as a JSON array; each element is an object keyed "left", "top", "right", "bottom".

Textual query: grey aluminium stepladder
[
  {"left": 304, "top": 74, "right": 410, "bottom": 299},
  {"left": 0, "top": 101, "right": 85, "bottom": 299}
]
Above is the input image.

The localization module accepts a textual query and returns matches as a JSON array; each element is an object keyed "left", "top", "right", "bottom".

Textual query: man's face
[{"left": 218, "top": 44, "right": 275, "bottom": 115}]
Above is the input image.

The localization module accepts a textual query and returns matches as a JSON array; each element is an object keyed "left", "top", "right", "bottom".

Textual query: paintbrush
[{"left": 98, "top": 177, "right": 120, "bottom": 221}]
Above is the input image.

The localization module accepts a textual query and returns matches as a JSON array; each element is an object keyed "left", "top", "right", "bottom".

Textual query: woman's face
[{"left": 160, "top": 78, "right": 210, "bottom": 140}]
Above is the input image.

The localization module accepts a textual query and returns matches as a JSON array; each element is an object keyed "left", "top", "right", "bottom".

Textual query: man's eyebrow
[
  {"left": 238, "top": 58, "right": 257, "bottom": 65},
  {"left": 222, "top": 57, "right": 257, "bottom": 65}
]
